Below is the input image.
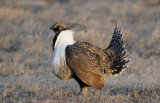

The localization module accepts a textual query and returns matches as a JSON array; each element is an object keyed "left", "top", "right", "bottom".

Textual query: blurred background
[{"left": 0, "top": 0, "right": 160, "bottom": 102}]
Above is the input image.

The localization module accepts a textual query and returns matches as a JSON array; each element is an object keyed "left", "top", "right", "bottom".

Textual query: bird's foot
[{"left": 79, "top": 87, "right": 87, "bottom": 96}]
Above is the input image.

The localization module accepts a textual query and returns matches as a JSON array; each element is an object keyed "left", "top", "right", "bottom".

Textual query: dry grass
[{"left": 0, "top": 0, "right": 160, "bottom": 102}]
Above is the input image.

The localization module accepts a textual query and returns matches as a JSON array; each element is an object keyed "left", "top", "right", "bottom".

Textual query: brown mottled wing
[{"left": 66, "top": 43, "right": 105, "bottom": 90}]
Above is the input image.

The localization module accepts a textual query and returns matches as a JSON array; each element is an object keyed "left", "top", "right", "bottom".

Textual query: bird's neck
[{"left": 54, "top": 30, "right": 75, "bottom": 50}]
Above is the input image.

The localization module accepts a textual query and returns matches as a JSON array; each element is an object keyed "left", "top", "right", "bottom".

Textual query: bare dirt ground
[{"left": 0, "top": 0, "right": 160, "bottom": 102}]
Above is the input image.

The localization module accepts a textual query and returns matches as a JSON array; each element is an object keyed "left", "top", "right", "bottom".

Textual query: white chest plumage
[{"left": 52, "top": 30, "right": 75, "bottom": 79}]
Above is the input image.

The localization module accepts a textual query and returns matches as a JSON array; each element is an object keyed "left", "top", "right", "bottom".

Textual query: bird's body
[{"left": 50, "top": 23, "right": 131, "bottom": 95}]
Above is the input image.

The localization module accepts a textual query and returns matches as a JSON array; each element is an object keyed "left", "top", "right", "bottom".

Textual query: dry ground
[{"left": 0, "top": 0, "right": 160, "bottom": 102}]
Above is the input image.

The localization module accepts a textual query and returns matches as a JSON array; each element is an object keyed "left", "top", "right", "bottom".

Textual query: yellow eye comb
[{"left": 54, "top": 23, "right": 61, "bottom": 28}]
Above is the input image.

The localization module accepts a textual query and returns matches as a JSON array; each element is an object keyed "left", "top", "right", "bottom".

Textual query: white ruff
[{"left": 52, "top": 30, "right": 75, "bottom": 75}]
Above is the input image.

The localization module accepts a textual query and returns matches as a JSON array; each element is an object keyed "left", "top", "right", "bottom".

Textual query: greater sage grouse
[{"left": 49, "top": 23, "right": 131, "bottom": 95}]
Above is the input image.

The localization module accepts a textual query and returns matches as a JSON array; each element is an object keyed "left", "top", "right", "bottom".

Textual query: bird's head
[{"left": 49, "top": 23, "right": 67, "bottom": 34}]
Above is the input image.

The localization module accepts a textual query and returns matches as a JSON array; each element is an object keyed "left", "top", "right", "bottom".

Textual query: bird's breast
[{"left": 52, "top": 30, "right": 75, "bottom": 80}]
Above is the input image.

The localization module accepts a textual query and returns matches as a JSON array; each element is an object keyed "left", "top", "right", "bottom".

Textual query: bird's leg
[{"left": 80, "top": 86, "right": 87, "bottom": 95}]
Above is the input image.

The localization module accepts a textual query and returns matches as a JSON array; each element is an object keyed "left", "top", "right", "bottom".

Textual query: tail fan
[{"left": 105, "top": 24, "right": 132, "bottom": 76}]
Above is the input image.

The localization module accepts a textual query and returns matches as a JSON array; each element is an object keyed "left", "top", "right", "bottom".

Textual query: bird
[{"left": 49, "top": 23, "right": 131, "bottom": 95}]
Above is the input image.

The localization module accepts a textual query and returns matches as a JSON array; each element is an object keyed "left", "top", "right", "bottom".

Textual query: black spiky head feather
[{"left": 49, "top": 23, "right": 67, "bottom": 34}]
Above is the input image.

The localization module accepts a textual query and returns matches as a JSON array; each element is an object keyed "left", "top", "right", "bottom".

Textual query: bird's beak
[
  {"left": 49, "top": 26, "right": 54, "bottom": 30},
  {"left": 49, "top": 27, "right": 52, "bottom": 30}
]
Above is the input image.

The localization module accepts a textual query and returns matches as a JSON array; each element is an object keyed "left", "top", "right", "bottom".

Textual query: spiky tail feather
[{"left": 105, "top": 24, "right": 132, "bottom": 76}]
